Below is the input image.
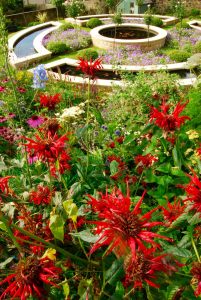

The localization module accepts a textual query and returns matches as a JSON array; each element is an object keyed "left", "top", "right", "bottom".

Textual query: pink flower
[
  {"left": 17, "top": 87, "right": 27, "bottom": 93},
  {"left": 0, "top": 86, "right": 5, "bottom": 92},
  {"left": 27, "top": 116, "right": 44, "bottom": 128}
]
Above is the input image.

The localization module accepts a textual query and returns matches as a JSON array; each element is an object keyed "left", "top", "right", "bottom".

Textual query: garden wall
[
  {"left": 154, "top": 0, "right": 201, "bottom": 13},
  {"left": 6, "top": 7, "right": 65, "bottom": 26}
]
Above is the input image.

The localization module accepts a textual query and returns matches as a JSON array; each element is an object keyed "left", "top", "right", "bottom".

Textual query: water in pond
[
  {"left": 51, "top": 64, "right": 196, "bottom": 81},
  {"left": 99, "top": 27, "right": 155, "bottom": 39},
  {"left": 14, "top": 25, "right": 53, "bottom": 58}
]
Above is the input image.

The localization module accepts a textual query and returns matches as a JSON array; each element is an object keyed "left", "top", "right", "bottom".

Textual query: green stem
[
  {"left": 24, "top": 146, "right": 32, "bottom": 188},
  {"left": 191, "top": 237, "right": 201, "bottom": 262},
  {"left": 10, "top": 223, "right": 99, "bottom": 266},
  {"left": 0, "top": 214, "right": 22, "bottom": 256}
]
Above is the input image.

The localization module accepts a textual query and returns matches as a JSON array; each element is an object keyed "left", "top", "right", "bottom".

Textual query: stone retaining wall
[{"left": 154, "top": 0, "right": 201, "bottom": 13}]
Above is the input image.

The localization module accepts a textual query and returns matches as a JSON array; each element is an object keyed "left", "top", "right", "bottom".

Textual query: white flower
[{"left": 58, "top": 105, "right": 84, "bottom": 123}]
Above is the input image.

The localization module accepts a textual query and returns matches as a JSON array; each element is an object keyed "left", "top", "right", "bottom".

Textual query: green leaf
[
  {"left": 188, "top": 212, "right": 201, "bottom": 226},
  {"left": 0, "top": 221, "right": 7, "bottom": 232},
  {"left": 90, "top": 107, "right": 104, "bottom": 125},
  {"left": 63, "top": 281, "right": 70, "bottom": 298},
  {"left": 110, "top": 160, "right": 119, "bottom": 176},
  {"left": 166, "top": 285, "right": 182, "bottom": 300},
  {"left": 78, "top": 279, "right": 92, "bottom": 297},
  {"left": 105, "top": 258, "right": 124, "bottom": 286},
  {"left": 156, "top": 163, "right": 171, "bottom": 173},
  {"left": 112, "top": 281, "right": 124, "bottom": 299},
  {"left": 71, "top": 229, "right": 99, "bottom": 243},
  {"left": 172, "top": 145, "right": 182, "bottom": 169},
  {"left": 63, "top": 199, "right": 78, "bottom": 223},
  {"left": 165, "top": 246, "right": 192, "bottom": 258},
  {"left": 169, "top": 212, "right": 188, "bottom": 229},
  {"left": 0, "top": 257, "right": 14, "bottom": 269},
  {"left": 49, "top": 213, "right": 65, "bottom": 242}
]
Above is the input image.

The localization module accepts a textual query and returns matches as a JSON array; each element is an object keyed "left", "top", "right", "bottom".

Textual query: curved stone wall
[{"left": 90, "top": 23, "right": 167, "bottom": 51}]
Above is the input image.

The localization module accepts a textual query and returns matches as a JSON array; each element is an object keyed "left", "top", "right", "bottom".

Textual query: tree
[
  {"left": 51, "top": 0, "right": 65, "bottom": 20},
  {"left": 65, "top": 0, "right": 86, "bottom": 18},
  {"left": 104, "top": 0, "right": 119, "bottom": 13}
]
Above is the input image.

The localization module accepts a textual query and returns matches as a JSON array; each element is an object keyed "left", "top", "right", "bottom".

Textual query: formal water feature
[
  {"left": 90, "top": 23, "right": 167, "bottom": 51},
  {"left": 14, "top": 25, "right": 53, "bottom": 58}
]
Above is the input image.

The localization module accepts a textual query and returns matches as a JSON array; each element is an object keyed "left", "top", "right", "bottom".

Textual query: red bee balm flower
[
  {"left": 135, "top": 154, "right": 158, "bottom": 174},
  {"left": 77, "top": 58, "right": 103, "bottom": 78},
  {"left": 161, "top": 199, "right": 185, "bottom": 225},
  {"left": 88, "top": 189, "right": 171, "bottom": 257},
  {"left": 123, "top": 249, "right": 176, "bottom": 289},
  {"left": 39, "top": 93, "right": 61, "bottom": 110},
  {"left": 0, "top": 176, "right": 13, "bottom": 195},
  {"left": 23, "top": 131, "right": 70, "bottom": 176},
  {"left": 29, "top": 185, "right": 53, "bottom": 205},
  {"left": 191, "top": 262, "right": 201, "bottom": 297},
  {"left": 150, "top": 101, "right": 190, "bottom": 133},
  {"left": 0, "top": 257, "right": 61, "bottom": 300},
  {"left": 181, "top": 173, "right": 201, "bottom": 213}
]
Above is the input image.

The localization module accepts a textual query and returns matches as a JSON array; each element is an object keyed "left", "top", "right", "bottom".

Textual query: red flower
[
  {"left": 197, "top": 146, "right": 201, "bottom": 158},
  {"left": 39, "top": 93, "right": 61, "bottom": 110},
  {"left": 0, "top": 176, "right": 12, "bottom": 195},
  {"left": 77, "top": 58, "right": 103, "bottom": 79},
  {"left": 0, "top": 257, "right": 61, "bottom": 300},
  {"left": 181, "top": 173, "right": 201, "bottom": 213},
  {"left": 161, "top": 199, "right": 185, "bottom": 225},
  {"left": 23, "top": 131, "right": 70, "bottom": 176},
  {"left": 150, "top": 101, "right": 190, "bottom": 133},
  {"left": 123, "top": 249, "right": 175, "bottom": 289},
  {"left": 116, "top": 136, "right": 124, "bottom": 144},
  {"left": 191, "top": 262, "right": 201, "bottom": 297},
  {"left": 29, "top": 185, "right": 53, "bottom": 205},
  {"left": 88, "top": 189, "right": 171, "bottom": 257},
  {"left": 134, "top": 154, "right": 158, "bottom": 174}
]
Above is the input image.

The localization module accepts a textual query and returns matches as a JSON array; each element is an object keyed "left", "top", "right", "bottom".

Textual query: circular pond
[{"left": 91, "top": 23, "right": 167, "bottom": 51}]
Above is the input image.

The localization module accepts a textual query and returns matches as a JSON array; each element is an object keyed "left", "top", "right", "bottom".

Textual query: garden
[{"left": 0, "top": 1, "right": 201, "bottom": 299}]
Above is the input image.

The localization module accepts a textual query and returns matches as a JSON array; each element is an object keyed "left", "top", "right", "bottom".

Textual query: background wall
[{"left": 154, "top": 0, "right": 201, "bottom": 13}]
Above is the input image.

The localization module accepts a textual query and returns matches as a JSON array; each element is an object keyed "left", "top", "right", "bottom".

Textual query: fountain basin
[{"left": 90, "top": 23, "right": 167, "bottom": 51}]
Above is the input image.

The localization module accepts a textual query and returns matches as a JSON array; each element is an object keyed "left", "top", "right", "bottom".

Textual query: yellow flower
[
  {"left": 185, "top": 148, "right": 194, "bottom": 156},
  {"left": 42, "top": 248, "right": 56, "bottom": 261},
  {"left": 186, "top": 130, "right": 199, "bottom": 140}
]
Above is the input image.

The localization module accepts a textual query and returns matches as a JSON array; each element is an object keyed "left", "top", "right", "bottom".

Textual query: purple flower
[{"left": 27, "top": 116, "right": 44, "bottom": 128}]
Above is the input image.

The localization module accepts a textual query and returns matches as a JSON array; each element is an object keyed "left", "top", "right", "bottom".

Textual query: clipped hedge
[
  {"left": 47, "top": 41, "right": 70, "bottom": 55},
  {"left": 86, "top": 18, "right": 103, "bottom": 29},
  {"left": 78, "top": 49, "right": 99, "bottom": 60},
  {"left": 168, "top": 50, "right": 191, "bottom": 62}
]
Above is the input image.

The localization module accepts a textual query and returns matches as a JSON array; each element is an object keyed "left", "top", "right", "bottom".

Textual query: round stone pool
[{"left": 91, "top": 23, "right": 167, "bottom": 51}]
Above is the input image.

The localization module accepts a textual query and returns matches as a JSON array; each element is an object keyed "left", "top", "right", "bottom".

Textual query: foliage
[
  {"left": 27, "top": 21, "right": 40, "bottom": 27},
  {"left": 59, "top": 22, "right": 74, "bottom": 31},
  {"left": 150, "top": 16, "right": 163, "bottom": 27},
  {"left": 193, "top": 41, "right": 201, "bottom": 54},
  {"left": 65, "top": 0, "right": 86, "bottom": 18},
  {"left": 46, "top": 41, "right": 70, "bottom": 54},
  {"left": 51, "top": 0, "right": 65, "bottom": 7},
  {"left": 176, "top": 21, "right": 190, "bottom": 29},
  {"left": 183, "top": 87, "right": 201, "bottom": 131},
  {"left": 78, "top": 49, "right": 99, "bottom": 60},
  {"left": 168, "top": 49, "right": 191, "bottom": 62},
  {"left": 36, "top": 12, "right": 48, "bottom": 24},
  {"left": 191, "top": 8, "right": 200, "bottom": 16},
  {"left": 86, "top": 18, "right": 103, "bottom": 29},
  {"left": 112, "top": 12, "right": 123, "bottom": 25}
]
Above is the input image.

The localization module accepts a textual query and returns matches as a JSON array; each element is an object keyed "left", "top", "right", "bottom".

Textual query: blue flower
[{"left": 33, "top": 65, "right": 48, "bottom": 89}]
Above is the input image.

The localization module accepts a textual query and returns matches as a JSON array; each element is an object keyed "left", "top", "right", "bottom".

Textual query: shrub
[
  {"left": 168, "top": 50, "right": 191, "bottom": 62},
  {"left": 28, "top": 21, "right": 40, "bottom": 27},
  {"left": 59, "top": 22, "right": 74, "bottom": 31},
  {"left": 183, "top": 88, "right": 201, "bottom": 130},
  {"left": 78, "top": 49, "right": 99, "bottom": 60},
  {"left": 36, "top": 12, "right": 48, "bottom": 24},
  {"left": 193, "top": 41, "right": 201, "bottom": 54},
  {"left": 191, "top": 8, "right": 200, "bottom": 16},
  {"left": 86, "top": 18, "right": 103, "bottom": 29},
  {"left": 65, "top": 0, "right": 86, "bottom": 18},
  {"left": 176, "top": 21, "right": 190, "bottom": 30},
  {"left": 47, "top": 41, "right": 70, "bottom": 54},
  {"left": 150, "top": 16, "right": 163, "bottom": 27}
]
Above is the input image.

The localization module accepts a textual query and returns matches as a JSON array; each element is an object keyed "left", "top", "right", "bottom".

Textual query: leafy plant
[{"left": 86, "top": 18, "right": 103, "bottom": 29}]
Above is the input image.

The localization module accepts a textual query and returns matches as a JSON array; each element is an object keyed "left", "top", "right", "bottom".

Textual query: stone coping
[
  {"left": 8, "top": 21, "right": 61, "bottom": 68},
  {"left": 189, "top": 20, "right": 201, "bottom": 31},
  {"left": 90, "top": 23, "right": 167, "bottom": 51},
  {"left": 29, "top": 58, "right": 195, "bottom": 88},
  {"left": 66, "top": 14, "right": 178, "bottom": 26}
]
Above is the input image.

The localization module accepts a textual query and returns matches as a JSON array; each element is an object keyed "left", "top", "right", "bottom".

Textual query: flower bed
[{"left": 43, "top": 28, "right": 91, "bottom": 52}]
